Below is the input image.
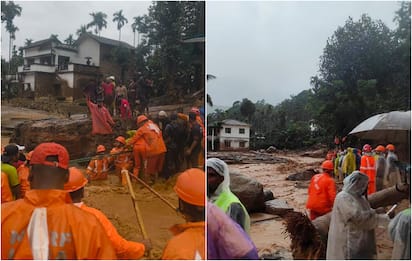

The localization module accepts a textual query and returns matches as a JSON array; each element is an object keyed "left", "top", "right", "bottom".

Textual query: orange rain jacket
[
  {"left": 1, "top": 190, "right": 116, "bottom": 259},
  {"left": 1, "top": 171, "right": 13, "bottom": 203},
  {"left": 110, "top": 147, "right": 133, "bottom": 171},
  {"left": 162, "top": 221, "right": 205, "bottom": 260},
  {"left": 128, "top": 120, "right": 166, "bottom": 158},
  {"left": 16, "top": 164, "right": 31, "bottom": 198},
  {"left": 360, "top": 154, "right": 376, "bottom": 195},
  {"left": 87, "top": 156, "right": 110, "bottom": 180},
  {"left": 306, "top": 172, "right": 336, "bottom": 220},
  {"left": 76, "top": 202, "right": 145, "bottom": 259}
]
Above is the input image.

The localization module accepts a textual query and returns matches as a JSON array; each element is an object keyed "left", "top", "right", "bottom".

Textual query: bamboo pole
[
  {"left": 123, "top": 169, "right": 152, "bottom": 258},
  {"left": 126, "top": 170, "right": 178, "bottom": 211}
]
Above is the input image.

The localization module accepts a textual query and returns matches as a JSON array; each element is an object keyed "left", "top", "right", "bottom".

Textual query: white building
[
  {"left": 17, "top": 33, "right": 134, "bottom": 100},
  {"left": 208, "top": 119, "right": 250, "bottom": 151}
]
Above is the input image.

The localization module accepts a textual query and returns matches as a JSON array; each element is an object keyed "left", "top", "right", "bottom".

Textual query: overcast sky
[
  {"left": 207, "top": 1, "right": 401, "bottom": 108},
  {"left": 1, "top": 1, "right": 151, "bottom": 57}
]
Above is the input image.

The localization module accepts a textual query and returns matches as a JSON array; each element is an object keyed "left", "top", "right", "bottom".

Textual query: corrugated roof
[
  {"left": 23, "top": 38, "right": 61, "bottom": 49},
  {"left": 77, "top": 33, "right": 134, "bottom": 49},
  {"left": 222, "top": 119, "right": 250, "bottom": 126}
]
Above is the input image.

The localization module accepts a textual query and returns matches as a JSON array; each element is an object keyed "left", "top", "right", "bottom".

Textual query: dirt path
[{"left": 228, "top": 152, "right": 395, "bottom": 259}]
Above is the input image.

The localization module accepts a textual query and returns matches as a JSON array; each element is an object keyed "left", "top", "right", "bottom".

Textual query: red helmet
[
  {"left": 375, "top": 145, "right": 385, "bottom": 153},
  {"left": 362, "top": 144, "right": 372, "bottom": 152},
  {"left": 386, "top": 144, "right": 395, "bottom": 152},
  {"left": 96, "top": 145, "right": 106, "bottom": 153},
  {"left": 321, "top": 160, "right": 334, "bottom": 171},
  {"left": 115, "top": 136, "right": 126, "bottom": 145},
  {"left": 137, "top": 115, "right": 148, "bottom": 124}
]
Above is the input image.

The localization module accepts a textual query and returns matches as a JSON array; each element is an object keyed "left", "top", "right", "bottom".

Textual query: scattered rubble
[{"left": 208, "top": 151, "right": 290, "bottom": 164}]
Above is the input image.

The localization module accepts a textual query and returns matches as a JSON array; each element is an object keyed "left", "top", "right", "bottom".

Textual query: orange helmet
[
  {"left": 96, "top": 145, "right": 106, "bottom": 153},
  {"left": 64, "top": 167, "right": 88, "bottom": 192},
  {"left": 386, "top": 144, "right": 395, "bottom": 152},
  {"left": 321, "top": 160, "right": 334, "bottom": 171},
  {"left": 26, "top": 151, "right": 34, "bottom": 161},
  {"left": 174, "top": 168, "right": 205, "bottom": 206},
  {"left": 375, "top": 145, "right": 385, "bottom": 153},
  {"left": 362, "top": 144, "right": 372, "bottom": 153},
  {"left": 115, "top": 136, "right": 126, "bottom": 145},
  {"left": 137, "top": 115, "right": 148, "bottom": 124}
]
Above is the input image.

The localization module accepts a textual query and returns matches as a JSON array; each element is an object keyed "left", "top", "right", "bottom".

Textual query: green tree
[
  {"left": 2, "top": 1, "right": 21, "bottom": 70},
  {"left": 240, "top": 98, "right": 255, "bottom": 123},
  {"left": 49, "top": 34, "right": 59, "bottom": 42},
  {"left": 76, "top": 24, "right": 91, "bottom": 36},
  {"left": 131, "top": 16, "right": 143, "bottom": 47},
  {"left": 87, "top": 12, "right": 107, "bottom": 36},
  {"left": 113, "top": 10, "right": 128, "bottom": 42},
  {"left": 64, "top": 34, "right": 75, "bottom": 45},
  {"left": 111, "top": 46, "right": 132, "bottom": 83},
  {"left": 24, "top": 38, "right": 33, "bottom": 46}
]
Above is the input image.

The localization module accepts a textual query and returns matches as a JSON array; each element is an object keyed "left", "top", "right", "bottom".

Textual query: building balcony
[{"left": 18, "top": 64, "right": 56, "bottom": 73}]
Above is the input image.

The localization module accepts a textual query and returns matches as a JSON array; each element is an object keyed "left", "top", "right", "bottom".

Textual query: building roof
[
  {"left": 222, "top": 119, "right": 250, "bottom": 126},
  {"left": 76, "top": 33, "right": 134, "bottom": 49},
  {"left": 22, "top": 38, "right": 61, "bottom": 49}
]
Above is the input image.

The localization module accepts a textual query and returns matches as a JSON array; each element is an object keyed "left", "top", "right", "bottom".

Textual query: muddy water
[
  {"left": 229, "top": 155, "right": 396, "bottom": 260},
  {"left": 1, "top": 105, "right": 184, "bottom": 259}
]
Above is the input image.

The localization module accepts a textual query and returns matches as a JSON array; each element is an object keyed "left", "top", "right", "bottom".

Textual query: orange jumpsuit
[
  {"left": 110, "top": 147, "right": 133, "bottom": 185},
  {"left": 76, "top": 202, "right": 145, "bottom": 259},
  {"left": 306, "top": 172, "right": 336, "bottom": 220},
  {"left": 162, "top": 221, "right": 205, "bottom": 260},
  {"left": 195, "top": 115, "right": 205, "bottom": 167},
  {"left": 360, "top": 154, "right": 376, "bottom": 195},
  {"left": 127, "top": 120, "right": 166, "bottom": 179},
  {"left": 17, "top": 164, "right": 31, "bottom": 198},
  {"left": 87, "top": 156, "right": 109, "bottom": 180},
  {"left": 1, "top": 190, "right": 116, "bottom": 259},
  {"left": 1, "top": 172, "right": 13, "bottom": 203}
]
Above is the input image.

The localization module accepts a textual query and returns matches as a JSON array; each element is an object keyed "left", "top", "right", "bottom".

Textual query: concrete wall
[{"left": 75, "top": 37, "right": 100, "bottom": 66}]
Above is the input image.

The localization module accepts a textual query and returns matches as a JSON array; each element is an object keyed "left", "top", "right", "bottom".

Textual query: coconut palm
[
  {"left": 131, "top": 16, "right": 143, "bottom": 47},
  {"left": 64, "top": 34, "right": 75, "bottom": 45},
  {"left": 87, "top": 12, "right": 107, "bottom": 36},
  {"left": 24, "top": 38, "right": 33, "bottom": 47},
  {"left": 76, "top": 25, "right": 91, "bottom": 36},
  {"left": 113, "top": 10, "right": 128, "bottom": 42},
  {"left": 6, "top": 23, "right": 18, "bottom": 71},
  {"left": 2, "top": 1, "right": 22, "bottom": 70}
]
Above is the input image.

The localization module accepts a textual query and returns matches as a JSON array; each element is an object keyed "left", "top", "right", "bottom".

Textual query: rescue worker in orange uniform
[
  {"left": 127, "top": 115, "right": 166, "bottom": 184},
  {"left": 65, "top": 167, "right": 150, "bottom": 259},
  {"left": 110, "top": 136, "right": 133, "bottom": 186},
  {"left": 1, "top": 142, "right": 116, "bottom": 259},
  {"left": 360, "top": 144, "right": 377, "bottom": 195},
  {"left": 306, "top": 160, "right": 337, "bottom": 220},
  {"left": 162, "top": 168, "right": 205, "bottom": 259},
  {"left": 16, "top": 151, "right": 32, "bottom": 198},
  {"left": 87, "top": 145, "right": 110, "bottom": 181},
  {"left": 191, "top": 107, "right": 205, "bottom": 167},
  {"left": 1, "top": 171, "right": 13, "bottom": 203}
]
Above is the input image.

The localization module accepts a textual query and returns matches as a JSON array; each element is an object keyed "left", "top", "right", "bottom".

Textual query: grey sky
[
  {"left": 207, "top": 1, "right": 401, "bottom": 108},
  {"left": 2, "top": 1, "right": 151, "bottom": 58}
]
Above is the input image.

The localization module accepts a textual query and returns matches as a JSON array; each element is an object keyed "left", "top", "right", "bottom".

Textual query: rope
[{"left": 68, "top": 150, "right": 133, "bottom": 164}]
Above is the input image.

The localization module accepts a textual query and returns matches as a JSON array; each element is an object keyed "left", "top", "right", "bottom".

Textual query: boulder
[
  {"left": 265, "top": 199, "right": 293, "bottom": 216},
  {"left": 263, "top": 189, "right": 275, "bottom": 201},
  {"left": 286, "top": 169, "right": 319, "bottom": 181},
  {"left": 9, "top": 118, "right": 126, "bottom": 160},
  {"left": 229, "top": 171, "right": 266, "bottom": 213}
]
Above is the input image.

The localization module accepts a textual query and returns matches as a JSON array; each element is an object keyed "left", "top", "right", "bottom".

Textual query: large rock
[
  {"left": 286, "top": 169, "right": 319, "bottom": 181},
  {"left": 9, "top": 118, "right": 124, "bottom": 160},
  {"left": 229, "top": 171, "right": 266, "bottom": 213}
]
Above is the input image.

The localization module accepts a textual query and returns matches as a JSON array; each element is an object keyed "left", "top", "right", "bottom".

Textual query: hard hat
[
  {"left": 109, "top": 76, "right": 115, "bottom": 81},
  {"left": 158, "top": 110, "right": 168, "bottom": 117},
  {"left": 115, "top": 136, "right": 126, "bottom": 145},
  {"left": 362, "top": 144, "right": 372, "bottom": 152},
  {"left": 137, "top": 115, "right": 148, "bottom": 124},
  {"left": 26, "top": 151, "right": 33, "bottom": 161},
  {"left": 96, "top": 145, "right": 106, "bottom": 153},
  {"left": 386, "top": 144, "right": 395, "bottom": 151},
  {"left": 375, "top": 145, "right": 385, "bottom": 153},
  {"left": 30, "top": 142, "right": 70, "bottom": 170},
  {"left": 174, "top": 168, "right": 205, "bottom": 206},
  {"left": 321, "top": 160, "right": 334, "bottom": 171},
  {"left": 191, "top": 107, "right": 200, "bottom": 115},
  {"left": 64, "top": 167, "right": 88, "bottom": 192}
]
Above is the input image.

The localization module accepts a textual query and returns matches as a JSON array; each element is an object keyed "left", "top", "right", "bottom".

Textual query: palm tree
[
  {"left": 76, "top": 25, "right": 91, "bottom": 36},
  {"left": 6, "top": 23, "right": 18, "bottom": 71},
  {"left": 24, "top": 38, "right": 33, "bottom": 47},
  {"left": 49, "top": 34, "right": 59, "bottom": 42},
  {"left": 2, "top": 1, "right": 22, "bottom": 70},
  {"left": 64, "top": 34, "right": 75, "bottom": 45},
  {"left": 87, "top": 12, "right": 107, "bottom": 36},
  {"left": 206, "top": 74, "right": 216, "bottom": 106},
  {"left": 113, "top": 10, "right": 128, "bottom": 42},
  {"left": 131, "top": 16, "right": 143, "bottom": 47}
]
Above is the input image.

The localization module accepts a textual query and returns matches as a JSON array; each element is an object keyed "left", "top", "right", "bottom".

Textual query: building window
[
  {"left": 225, "top": 128, "right": 231, "bottom": 134},
  {"left": 224, "top": 140, "right": 231, "bottom": 148},
  {"left": 239, "top": 141, "right": 246, "bottom": 148},
  {"left": 239, "top": 128, "right": 245, "bottom": 134}
]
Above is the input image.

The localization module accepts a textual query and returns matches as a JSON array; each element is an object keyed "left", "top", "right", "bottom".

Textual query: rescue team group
[{"left": 1, "top": 138, "right": 409, "bottom": 258}]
